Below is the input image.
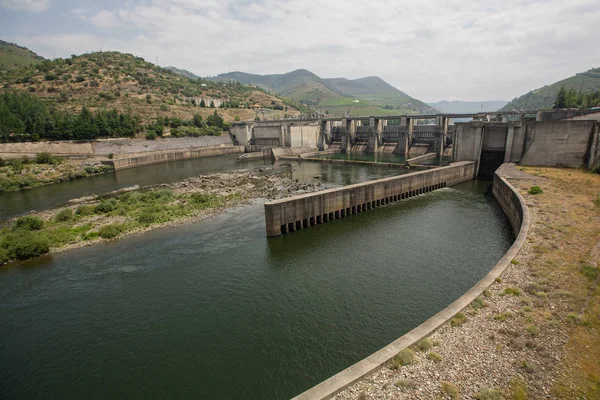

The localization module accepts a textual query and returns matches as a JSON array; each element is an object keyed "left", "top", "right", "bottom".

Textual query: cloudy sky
[{"left": 1, "top": 0, "right": 599, "bottom": 102}]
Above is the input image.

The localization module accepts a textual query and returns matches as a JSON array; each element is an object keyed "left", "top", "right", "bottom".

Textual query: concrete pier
[{"left": 264, "top": 161, "right": 475, "bottom": 236}]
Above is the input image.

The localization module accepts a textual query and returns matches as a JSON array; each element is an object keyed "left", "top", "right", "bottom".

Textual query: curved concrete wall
[{"left": 292, "top": 163, "right": 530, "bottom": 399}]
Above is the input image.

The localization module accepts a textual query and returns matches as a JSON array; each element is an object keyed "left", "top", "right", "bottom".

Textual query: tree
[
  {"left": 209, "top": 100, "right": 215, "bottom": 108},
  {"left": 206, "top": 110, "right": 225, "bottom": 130},
  {"left": 200, "top": 99, "right": 206, "bottom": 107},
  {"left": 193, "top": 113, "right": 203, "bottom": 127}
]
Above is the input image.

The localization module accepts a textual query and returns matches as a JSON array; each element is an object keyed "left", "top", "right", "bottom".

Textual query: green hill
[
  {"left": 209, "top": 69, "right": 434, "bottom": 117},
  {"left": 0, "top": 50, "right": 302, "bottom": 125},
  {"left": 0, "top": 39, "right": 45, "bottom": 66},
  {"left": 501, "top": 67, "right": 600, "bottom": 111}
]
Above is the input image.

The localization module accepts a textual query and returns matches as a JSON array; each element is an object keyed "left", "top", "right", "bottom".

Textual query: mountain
[
  {"left": 166, "top": 66, "right": 200, "bottom": 80},
  {"left": 501, "top": 67, "right": 600, "bottom": 111},
  {"left": 0, "top": 50, "right": 301, "bottom": 124},
  {"left": 428, "top": 100, "right": 508, "bottom": 114},
  {"left": 209, "top": 69, "right": 435, "bottom": 117},
  {"left": 0, "top": 39, "right": 45, "bottom": 66}
]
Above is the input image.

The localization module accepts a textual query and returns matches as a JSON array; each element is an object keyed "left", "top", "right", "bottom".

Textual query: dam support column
[
  {"left": 318, "top": 119, "right": 331, "bottom": 151},
  {"left": 368, "top": 116, "right": 379, "bottom": 153},
  {"left": 473, "top": 125, "right": 485, "bottom": 178},
  {"left": 341, "top": 118, "right": 351, "bottom": 153},
  {"left": 504, "top": 124, "right": 515, "bottom": 162}
]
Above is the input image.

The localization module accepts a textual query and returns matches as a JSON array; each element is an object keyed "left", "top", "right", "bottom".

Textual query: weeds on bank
[
  {"left": 440, "top": 381, "right": 459, "bottom": 399},
  {"left": 0, "top": 188, "right": 240, "bottom": 264},
  {"left": 528, "top": 186, "right": 543, "bottom": 195},
  {"left": 474, "top": 388, "right": 502, "bottom": 400},
  {"left": 451, "top": 312, "right": 467, "bottom": 327},
  {"left": 390, "top": 348, "right": 416, "bottom": 369}
]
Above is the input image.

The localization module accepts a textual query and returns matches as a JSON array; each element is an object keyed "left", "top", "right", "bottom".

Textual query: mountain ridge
[{"left": 208, "top": 69, "right": 435, "bottom": 117}]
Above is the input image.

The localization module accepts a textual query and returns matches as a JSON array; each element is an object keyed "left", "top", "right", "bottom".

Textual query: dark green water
[
  {"left": 0, "top": 180, "right": 513, "bottom": 399},
  {"left": 0, "top": 155, "right": 407, "bottom": 221},
  {"left": 312, "top": 152, "right": 407, "bottom": 163}
]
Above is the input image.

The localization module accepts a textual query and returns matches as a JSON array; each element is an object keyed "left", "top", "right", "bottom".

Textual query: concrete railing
[
  {"left": 264, "top": 161, "right": 475, "bottom": 237},
  {"left": 291, "top": 163, "right": 530, "bottom": 399}
]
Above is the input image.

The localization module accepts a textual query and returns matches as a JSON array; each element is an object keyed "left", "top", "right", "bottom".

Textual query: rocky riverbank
[
  {"left": 335, "top": 167, "right": 600, "bottom": 399},
  {"left": 0, "top": 170, "right": 323, "bottom": 265}
]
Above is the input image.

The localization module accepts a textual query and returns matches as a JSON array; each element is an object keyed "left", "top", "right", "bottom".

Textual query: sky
[{"left": 1, "top": 0, "right": 599, "bottom": 102}]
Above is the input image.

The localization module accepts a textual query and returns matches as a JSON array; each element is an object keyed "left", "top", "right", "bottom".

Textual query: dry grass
[{"left": 512, "top": 167, "right": 600, "bottom": 398}]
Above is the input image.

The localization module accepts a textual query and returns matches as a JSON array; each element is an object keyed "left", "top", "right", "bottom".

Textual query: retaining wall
[
  {"left": 110, "top": 145, "right": 244, "bottom": 170},
  {"left": 291, "top": 163, "right": 530, "bottom": 399},
  {"left": 264, "top": 161, "right": 475, "bottom": 237}
]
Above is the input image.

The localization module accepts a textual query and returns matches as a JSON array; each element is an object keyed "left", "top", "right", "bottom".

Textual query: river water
[
  {"left": 0, "top": 155, "right": 513, "bottom": 399},
  {"left": 0, "top": 155, "right": 411, "bottom": 221}
]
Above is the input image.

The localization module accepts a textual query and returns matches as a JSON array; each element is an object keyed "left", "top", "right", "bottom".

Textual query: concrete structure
[
  {"left": 108, "top": 145, "right": 244, "bottom": 170},
  {"left": 291, "top": 164, "right": 530, "bottom": 399},
  {"left": 453, "top": 120, "right": 600, "bottom": 176},
  {"left": 229, "top": 120, "right": 320, "bottom": 148},
  {"left": 264, "top": 161, "right": 475, "bottom": 236}
]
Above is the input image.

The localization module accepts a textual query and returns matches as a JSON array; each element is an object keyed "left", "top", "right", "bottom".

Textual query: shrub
[
  {"left": 1, "top": 231, "right": 50, "bottom": 261},
  {"left": 35, "top": 152, "right": 59, "bottom": 164},
  {"left": 54, "top": 208, "right": 73, "bottom": 222},
  {"left": 13, "top": 215, "right": 44, "bottom": 231},
  {"left": 0, "top": 156, "right": 4, "bottom": 167},
  {"left": 146, "top": 131, "right": 157, "bottom": 140},
  {"left": 451, "top": 312, "right": 467, "bottom": 327},
  {"left": 137, "top": 212, "right": 158, "bottom": 225},
  {"left": 504, "top": 287, "right": 522, "bottom": 296},
  {"left": 390, "top": 348, "right": 415, "bottom": 369},
  {"left": 440, "top": 381, "right": 459, "bottom": 399},
  {"left": 581, "top": 264, "right": 599, "bottom": 280},
  {"left": 509, "top": 376, "right": 528, "bottom": 400},
  {"left": 427, "top": 352, "right": 442, "bottom": 362},
  {"left": 415, "top": 338, "right": 432, "bottom": 352},
  {"left": 472, "top": 296, "right": 486, "bottom": 309},
  {"left": 526, "top": 325, "right": 539, "bottom": 337},
  {"left": 494, "top": 312, "right": 512, "bottom": 321},
  {"left": 94, "top": 200, "right": 116, "bottom": 214},
  {"left": 107, "top": 153, "right": 114, "bottom": 159},
  {"left": 474, "top": 388, "right": 502, "bottom": 400},
  {"left": 528, "top": 186, "right": 543, "bottom": 195},
  {"left": 75, "top": 205, "right": 94, "bottom": 216},
  {"left": 99, "top": 224, "right": 123, "bottom": 239}
]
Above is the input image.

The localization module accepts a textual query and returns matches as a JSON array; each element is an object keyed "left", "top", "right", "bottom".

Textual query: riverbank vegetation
[
  {"left": 0, "top": 188, "right": 240, "bottom": 264},
  {"left": 0, "top": 153, "right": 113, "bottom": 192}
]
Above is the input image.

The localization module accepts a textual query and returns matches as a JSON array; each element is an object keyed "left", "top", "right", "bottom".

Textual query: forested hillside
[{"left": 501, "top": 67, "right": 600, "bottom": 111}]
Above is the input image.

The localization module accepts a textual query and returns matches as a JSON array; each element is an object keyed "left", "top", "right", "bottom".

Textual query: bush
[
  {"left": 390, "top": 348, "right": 415, "bottom": 369},
  {"left": 94, "top": 200, "right": 116, "bottom": 214},
  {"left": 54, "top": 208, "right": 73, "bottom": 222},
  {"left": 99, "top": 224, "right": 123, "bottom": 239},
  {"left": 35, "top": 152, "right": 60, "bottom": 164},
  {"left": 137, "top": 212, "right": 158, "bottom": 225},
  {"left": 75, "top": 205, "right": 94, "bottom": 216},
  {"left": 107, "top": 153, "right": 114, "bottom": 159},
  {"left": 1, "top": 231, "right": 50, "bottom": 261},
  {"left": 146, "top": 131, "right": 157, "bottom": 140},
  {"left": 0, "top": 157, "right": 4, "bottom": 167},
  {"left": 415, "top": 338, "right": 432, "bottom": 352},
  {"left": 528, "top": 186, "right": 543, "bottom": 195},
  {"left": 426, "top": 352, "right": 443, "bottom": 362},
  {"left": 13, "top": 215, "right": 44, "bottom": 231}
]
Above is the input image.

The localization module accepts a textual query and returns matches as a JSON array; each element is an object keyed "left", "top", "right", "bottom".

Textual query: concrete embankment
[
  {"left": 292, "top": 163, "right": 530, "bottom": 399},
  {"left": 0, "top": 135, "right": 234, "bottom": 159},
  {"left": 264, "top": 161, "right": 475, "bottom": 237},
  {"left": 109, "top": 145, "right": 244, "bottom": 170}
]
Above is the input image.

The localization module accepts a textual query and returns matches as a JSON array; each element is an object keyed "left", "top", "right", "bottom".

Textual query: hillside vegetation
[
  {"left": 0, "top": 51, "right": 302, "bottom": 128},
  {"left": 502, "top": 67, "right": 600, "bottom": 111},
  {"left": 0, "top": 40, "right": 44, "bottom": 66},
  {"left": 210, "top": 69, "right": 434, "bottom": 117}
]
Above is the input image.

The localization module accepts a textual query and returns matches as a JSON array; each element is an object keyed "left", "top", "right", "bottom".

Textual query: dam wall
[
  {"left": 264, "top": 161, "right": 475, "bottom": 237},
  {"left": 292, "top": 163, "right": 530, "bottom": 399},
  {"left": 109, "top": 145, "right": 244, "bottom": 170}
]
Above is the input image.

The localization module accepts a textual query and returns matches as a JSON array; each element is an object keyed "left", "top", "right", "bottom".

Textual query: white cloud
[
  {"left": 88, "top": 10, "right": 118, "bottom": 28},
  {"left": 11, "top": 0, "right": 600, "bottom": 101},
  {"left": 1, "top": 0, "right": 50, "bottom": 12}
]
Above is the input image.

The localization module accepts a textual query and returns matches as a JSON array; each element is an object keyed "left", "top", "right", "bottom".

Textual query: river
[{"left": 0, "top": 156, "right": 513, "bottom": 399}]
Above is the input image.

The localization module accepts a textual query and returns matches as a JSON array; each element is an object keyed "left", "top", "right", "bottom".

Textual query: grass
[
  {"left": 426, "top": 352, "right": 443, "bottom": 362},
  {"left": 494, "top": 312, "right": 513, "bottom": 322},
  {"left": 528, "top": 186, "right": 543, "bottom": 195},
  {"left": 504, "top": 287, "right": 522, "bottom": 296},
  {"left": 390, "top": 348, "right": 416, "bottom": 369},
  {"left": 440, "top": 381, "right": 459, "bottom": 399},
  {"left": 526, "top": 325, "right": 539, "bottom": 337},
  {"left": 474, "top": 388, "right": 502, "bottom": 400},
  {"left": 415, "top": 338, "right": 432, "bottom": 352},
  {"left": 451, "top": 312, "right": 467, "bottom": 327},
  {"left": 472, "top": 296, "right": 487, "bottom": 310},
  {"left": 0, "top": 187, "right": 244, "bottom": 264},
  {"left": 508, "top": 376, "right": 528, "bottom": 400}
]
